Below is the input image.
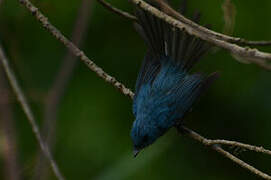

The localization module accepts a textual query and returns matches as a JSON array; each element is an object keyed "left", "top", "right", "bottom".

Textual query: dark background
[{"left": 0, "top": 0, "right": 271, "bottom": 179}]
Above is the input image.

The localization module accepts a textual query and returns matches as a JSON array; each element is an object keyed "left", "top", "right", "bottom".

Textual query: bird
[{"left": 130, "top": 2, "right": 218, "bottom": 157}]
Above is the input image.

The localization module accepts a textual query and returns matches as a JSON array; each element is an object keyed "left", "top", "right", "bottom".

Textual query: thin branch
[
  {"left": 236, "top": 40, "right": 271, "bottom": 46},
  {"left": 35, "top": 0, "right": 93, "bottom": 179},
  {"left": 97, "top": 0, "right": 271, "bottom": 69},
  {"left": 179, "top": 126, "right": 271, "bottom": 180},
  {"left": 206, "top": 139, "right": 271, "bottom": 156},
  {"left": 214, "top": 148, "right": 271, "bottom": 179},
  {"left": 18, "top": 0, "right": 134, "bottom": 99},
  {"left": 0, "top": 3, "right": 18, "bottom": 179},
  {"left": 98, "top": 0, "right": 271, "bottom": 47},
  {"left": 97, "top": 0, "right": 137, "bottom": 21},
  {"left": 130, "top": 0, "right": 271, "bottom": 70},
  {"left": 152, "top": 0, "right": 271, "bottom": 46},
  {"left": 16, "top": 0, "right": 271, "bottom": 179},
  {"left": 0, "top": 45, "right": 65, "bottom": 180}
]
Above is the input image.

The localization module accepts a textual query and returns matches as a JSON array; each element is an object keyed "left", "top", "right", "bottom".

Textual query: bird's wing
[
  {"left": 134, "top": 51, "right": 161, "bottom": 95},
  {"left": 172, "top": 72, "right": 219, "bottom": 119}
]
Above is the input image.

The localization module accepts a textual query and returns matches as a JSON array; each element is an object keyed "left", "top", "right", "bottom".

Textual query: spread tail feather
[{"left": 134, "top": 3, "right": 211, "bottom": 71}]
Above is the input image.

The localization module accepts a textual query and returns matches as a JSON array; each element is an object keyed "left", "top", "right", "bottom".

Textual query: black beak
[{"left": 133, "top": 149, "right": 140, "bottom": 158}]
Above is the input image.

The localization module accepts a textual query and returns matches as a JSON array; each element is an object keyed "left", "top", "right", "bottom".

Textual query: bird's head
[{"left": 130, "top": 116, "right": 167, "bottom": 157}]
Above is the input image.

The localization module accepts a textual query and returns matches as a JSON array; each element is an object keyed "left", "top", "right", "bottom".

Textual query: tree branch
[
  {"left": 35, "top": 0, "right": 94, "bottom": 179},
  {"left": 16, "top": 0, "right": 271, "bottom": 179},
  {"left": 129, "top": 0, "right": 271, "bottom": 70},
  {"left": 0, "top": 45, "right": 65, "bottom": 180},
  {"left": 178, "top": 126, "right": 271, "bottom": 180},
  {"left": 96, "top": 0, "right": 271, "bottom": 69},
  {"left": 18, "top": 0, "right": 134, "bottom": 99},
  {"left": 151, "top": 0, "right": 271, "bottom": 46},
  {"left": 98, "top": 0, "right": 271, "bottom": 47},
  {"left": 205, "top": 139, "right": 271, "bottom": 156},
  {"left": 97, "top": 0, "right": 137, "bottom": 21}
]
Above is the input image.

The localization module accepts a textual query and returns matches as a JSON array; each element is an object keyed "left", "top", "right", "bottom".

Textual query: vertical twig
[
  {"left": 34, "top": 0, "right": 93, "bottom": 179},
  {"left": 0, "top": 68, "right": 21, "bottom": 180},
  {"left": 0, "top": 0, "right": 20, "bottom": 178},
  {"left": 0, "top": 45, "right": 65, "bottom": 180},
  {"left": 222, "top": 0, "right": 236, "bottom": 35}
]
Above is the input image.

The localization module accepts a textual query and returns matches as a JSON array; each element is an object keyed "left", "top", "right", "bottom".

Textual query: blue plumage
[{"left": 131, "top": 4, "right": 217, "bottom": 156}]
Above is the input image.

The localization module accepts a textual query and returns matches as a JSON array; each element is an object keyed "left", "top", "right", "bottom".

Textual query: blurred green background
[{"left": 0, "top": 0, "right": 271, "bottom": 179}]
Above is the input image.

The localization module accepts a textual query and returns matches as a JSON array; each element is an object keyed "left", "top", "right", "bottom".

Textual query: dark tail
[{"left": 134, "top": 3, "right": 211, "bottom": 71}]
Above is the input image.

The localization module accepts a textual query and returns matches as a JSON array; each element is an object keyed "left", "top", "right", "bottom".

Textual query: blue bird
[{"left": 131, "top": 3, "right": 218, "bottom": 157}]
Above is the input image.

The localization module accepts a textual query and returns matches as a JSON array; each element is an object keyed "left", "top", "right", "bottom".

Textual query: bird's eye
[{"left": 142, "top": 135, "right": 148, "bottom": 142}]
